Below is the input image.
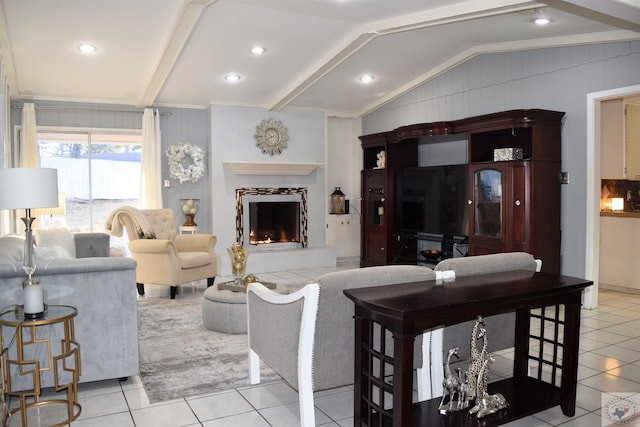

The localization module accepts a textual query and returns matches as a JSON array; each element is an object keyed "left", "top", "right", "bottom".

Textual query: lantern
[{"left": 330, "top": 187, "right": 346, "bottom": 214}]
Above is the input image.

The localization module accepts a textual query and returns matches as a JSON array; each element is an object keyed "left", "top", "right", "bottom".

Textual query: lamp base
[
  {"left": 15, "top": 304, "right": 48, "bottom": 320},
  {"left": 24, "top": 311, "right": 45, "bottom": 319}
]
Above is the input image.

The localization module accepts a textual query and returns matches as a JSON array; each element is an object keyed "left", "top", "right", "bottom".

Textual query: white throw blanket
[{"left": 104, "top": 206, "right": 155, "bottom": 239}]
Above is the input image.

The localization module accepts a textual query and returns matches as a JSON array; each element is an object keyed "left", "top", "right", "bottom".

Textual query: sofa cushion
[
  {"left": 178, "top": 252, "right": 212, "bottom": 269},
  {"left": 434, "top": 252, "right": 536, "bottom": 276},
  {"left": 74, "top": 232, "right": 111, "bottom": 258},
  {"left": 35, "top": 245, "right": 75, "bottom": 262},
  {"left": 35, "top": 227, "right": 76, "bottom": 258},
  {"left": 0, "top": 234, "right": 25, "bottom": 262}
]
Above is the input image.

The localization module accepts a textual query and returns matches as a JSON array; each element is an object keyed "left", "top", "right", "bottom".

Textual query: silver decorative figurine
[{"left": 438, "top": 347, "right": 470, "bottom": 413}]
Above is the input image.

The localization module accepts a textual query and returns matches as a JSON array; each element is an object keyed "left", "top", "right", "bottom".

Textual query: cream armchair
[{"left": 106, "top": 207, "right": 217, "bottom": 299}]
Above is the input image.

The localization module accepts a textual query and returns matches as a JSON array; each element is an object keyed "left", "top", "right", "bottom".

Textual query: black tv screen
[{"left": 396, "top": 165, "right": 468, "bottom": 236}]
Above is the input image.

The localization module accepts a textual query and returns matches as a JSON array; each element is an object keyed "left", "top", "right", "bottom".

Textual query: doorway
[{"left": 586, "top": 84, "right": 640, "bottom": 309}]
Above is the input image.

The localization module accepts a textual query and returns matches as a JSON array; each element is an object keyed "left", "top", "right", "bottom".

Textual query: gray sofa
[
  {"left": 264, "top": 252, "right": 539, "bottom": 400},
  {"left": 0, "top": 231, "right": 139, "bottom": 390}
]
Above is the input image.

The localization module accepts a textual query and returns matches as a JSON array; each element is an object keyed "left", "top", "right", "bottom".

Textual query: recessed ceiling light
[
  {"left": 224, "top": 74, "right": 241, "bottom": 82},
  {"left": 77, "top": 43, "right": 97, "bottom": 54},
  {"left": 534, "top": 17, "right": 551, "bottom": 25},
  {"left": 359, "top": 74, "right": 375, "bottom": 84},
  {"left": 251, "top": 46, "right": 265, "bottom": 55}
]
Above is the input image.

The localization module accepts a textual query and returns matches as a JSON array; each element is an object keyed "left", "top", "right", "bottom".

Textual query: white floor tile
[
  {"left": 238, "top": 382, "right": 299, "bottom": 410},
  {"left": 123, "top": 385, "right": 152, "bottom": 410},
  {"left": 131, "top": 401, "right": 200, "bottom": 427},
  {"left": 580, "top": 372, "right": 640, "bottom": 393},
  {"left": 70, "top": 411, "right": 136, "bottom": 427},
  {"left": 555, "top": 412, "right": 604, "bottom": 427},
  {"left": 314, "top": 389, "right": 353, "bottom": 422},
  {"left": 579, "top": 351, "right": 625, "bottom": 372},
  {"left": 592, "top": 345, "right": 640, "bottom": 364},
  {"left": 202, "top": 411, "right": 271, "bottom": 426},
  {"left": 575, "top": 384, "right": 608, "bottom": 411},
  {"left": 187, "top": 390, "right": 255, "bottom": 421},
  {"left": 604, "top": 363, "right": 640, "bottom": 384},
  {"left": 259, "top": 401, "right": 331, "bottom": 426},
  {"left": 78, "top": 379, "right": 123, "bottom": 397},
  {"left": 119, "top": 374, "right": 145, "bottom": 391},
  {"left": 76, "top": 391, "right": 129, "bottom": 419},
  {"left": 580, "top": 329, "right": 629, "bottom": 345}
]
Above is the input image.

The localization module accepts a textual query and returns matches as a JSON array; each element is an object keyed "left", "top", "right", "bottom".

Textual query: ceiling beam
[
  {"left": 137, "top": 0, "right": 219, "bottom": 108},
  {"left": 541, "top": 0, "right": 640, "bottom": 32},
  {"left": 267, "top": 0, "right": 540, "bottom": 111}
]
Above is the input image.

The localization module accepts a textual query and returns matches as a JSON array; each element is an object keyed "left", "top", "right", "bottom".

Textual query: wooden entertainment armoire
[{"left": 359, "top": 109, "right": 565, "bottom": 274}]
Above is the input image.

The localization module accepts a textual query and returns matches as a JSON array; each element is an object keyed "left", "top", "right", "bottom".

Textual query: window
[{"left": 37, "top": 130, "right": 142, "bottom": 235}]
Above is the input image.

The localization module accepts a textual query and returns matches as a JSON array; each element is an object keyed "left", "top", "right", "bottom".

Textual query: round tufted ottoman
[{"left": 202, "top": 283, "right": 287, "bottom": 334}]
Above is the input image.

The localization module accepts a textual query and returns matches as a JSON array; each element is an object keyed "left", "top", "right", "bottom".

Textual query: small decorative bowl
[{"left": 420, "top": 249, "right": 442, "bottom": 261}]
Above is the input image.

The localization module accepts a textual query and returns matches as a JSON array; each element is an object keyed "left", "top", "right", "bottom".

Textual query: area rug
[{"left": 137, "top": 292, "right": 280, "bottom": 403}]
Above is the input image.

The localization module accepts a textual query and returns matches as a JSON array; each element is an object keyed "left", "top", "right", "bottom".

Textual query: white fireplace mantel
[{"left": 223, "top": 161, "right": 323, "bottom": 175}]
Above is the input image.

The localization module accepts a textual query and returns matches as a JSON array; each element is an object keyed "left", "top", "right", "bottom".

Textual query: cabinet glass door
[
  {"left": 367, "top": 172, "right": 384, "bottom": 226},
  {"left": 474, "top": 168, "right": 502, "bottom": 237}
]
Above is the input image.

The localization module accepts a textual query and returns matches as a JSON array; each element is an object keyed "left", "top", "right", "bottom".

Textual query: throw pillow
[
  {"left": 0, "top": 234, "right": 26, "bottom": 262},
  {"left": 35, "top": 227, "right": 76, "bottom": 258},
  {"left": 35, "top": 245, "right": 74, "bottom": 262}
]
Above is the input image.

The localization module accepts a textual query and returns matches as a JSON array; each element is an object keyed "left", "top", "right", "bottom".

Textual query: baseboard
[{"left": 599, "top": 283, "right": 640, "bottom": 295}]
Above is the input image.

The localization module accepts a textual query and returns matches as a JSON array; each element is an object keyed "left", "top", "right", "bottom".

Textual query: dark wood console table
[{"left": 343, "top": 270, "right": 592, "bottom": 426}]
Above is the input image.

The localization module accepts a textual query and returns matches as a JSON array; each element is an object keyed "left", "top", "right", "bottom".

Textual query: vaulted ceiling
[{"left": 1, "top": 0, "right": 639, "bottom": 116}]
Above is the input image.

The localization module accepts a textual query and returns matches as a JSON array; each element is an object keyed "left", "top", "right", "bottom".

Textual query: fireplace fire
[{"left": 249, "top": 201, "right": 300, "bottom": 246}]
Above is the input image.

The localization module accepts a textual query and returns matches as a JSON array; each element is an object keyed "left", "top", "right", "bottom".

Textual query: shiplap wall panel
[{"left": 363, "top": 40, "right": 640, "bottom": 278}]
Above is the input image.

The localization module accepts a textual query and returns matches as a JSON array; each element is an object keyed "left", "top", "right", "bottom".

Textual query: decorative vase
[
  {"left": 180, "top": 199, "right": 200, "bottom": 227},
  {"left": 228, "top": 242, "right": 248, "bottom": 284}
]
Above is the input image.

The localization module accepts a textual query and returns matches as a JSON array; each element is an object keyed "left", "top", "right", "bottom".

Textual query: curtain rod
[{"left": 11, "top": 104, "right": 172, "bottom": 116}]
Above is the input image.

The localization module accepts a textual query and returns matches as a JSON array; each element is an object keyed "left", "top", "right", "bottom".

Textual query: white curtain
[
  {"left": 19, "top": 102, "right": 38, "bottom": 167},
  {"left": 140, "top": 108, "right": 163, "bottom": 209}
]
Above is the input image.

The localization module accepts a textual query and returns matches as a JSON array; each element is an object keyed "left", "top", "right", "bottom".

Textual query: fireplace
[
  {"left": 249, "top": 201, "right": 300, "bottom": 246},
  {"left": 236, "top": 188, "right": 308, "bottom": 251}
]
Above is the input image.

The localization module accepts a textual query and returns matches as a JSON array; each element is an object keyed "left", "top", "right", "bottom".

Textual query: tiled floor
[{"left": 17, "top": 263, "right": 640, "bottom": 426}]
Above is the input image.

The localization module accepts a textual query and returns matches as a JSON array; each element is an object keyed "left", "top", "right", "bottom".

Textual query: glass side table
[{"left": 0, "top": 305, "right": 81, "bottom": 427}]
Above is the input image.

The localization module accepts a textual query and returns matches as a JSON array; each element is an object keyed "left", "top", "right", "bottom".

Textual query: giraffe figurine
[
  {"left": 466, "top": 316, "right": 486, "bottom": 401},
  {"left": 438, "top": 347, "right": 461, "bottom": 413},
  {"left": 477, "top": 325, "right": 489, "bottom": 394},
  {"left": 455, "top": 367, "right": 469, "bottom": 410},
  {"left": 469, "top": 354, "right": 509, "bottom": 418}
]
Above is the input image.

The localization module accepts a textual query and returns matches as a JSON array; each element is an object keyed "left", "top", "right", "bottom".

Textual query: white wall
[
  {"left": 209, "top": 105, "right": 336, "bottom": 274},
  {"left": 326, "top": 117, "right": 361, "bottom": 260},
  {"left": 363, "top": 41, "right": 640, "bottom": 278}
]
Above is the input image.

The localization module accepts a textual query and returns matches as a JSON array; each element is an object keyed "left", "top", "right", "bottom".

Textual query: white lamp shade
[
  {"left": 0, "top": 168, "right": 59, "bottom": 210},
  {"left": 36, "top": 192, "right": 66, "bottom": 215}
]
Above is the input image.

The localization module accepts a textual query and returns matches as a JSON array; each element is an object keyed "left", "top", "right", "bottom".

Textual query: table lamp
[
  {"left": 0, "top": 168, "right": 59, "bottom": 318},
  {"left": 36, "top": 192, "right": 66, "bottom": 227}
]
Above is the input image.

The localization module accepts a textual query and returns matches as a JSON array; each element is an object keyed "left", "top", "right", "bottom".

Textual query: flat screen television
[{"left": 396, "top": 164, "right": 468, "bottom": 236}]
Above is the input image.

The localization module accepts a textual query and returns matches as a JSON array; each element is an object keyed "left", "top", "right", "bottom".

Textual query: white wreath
[{"left": 166, "top": 142, "right": 206, "bottom": 184}]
